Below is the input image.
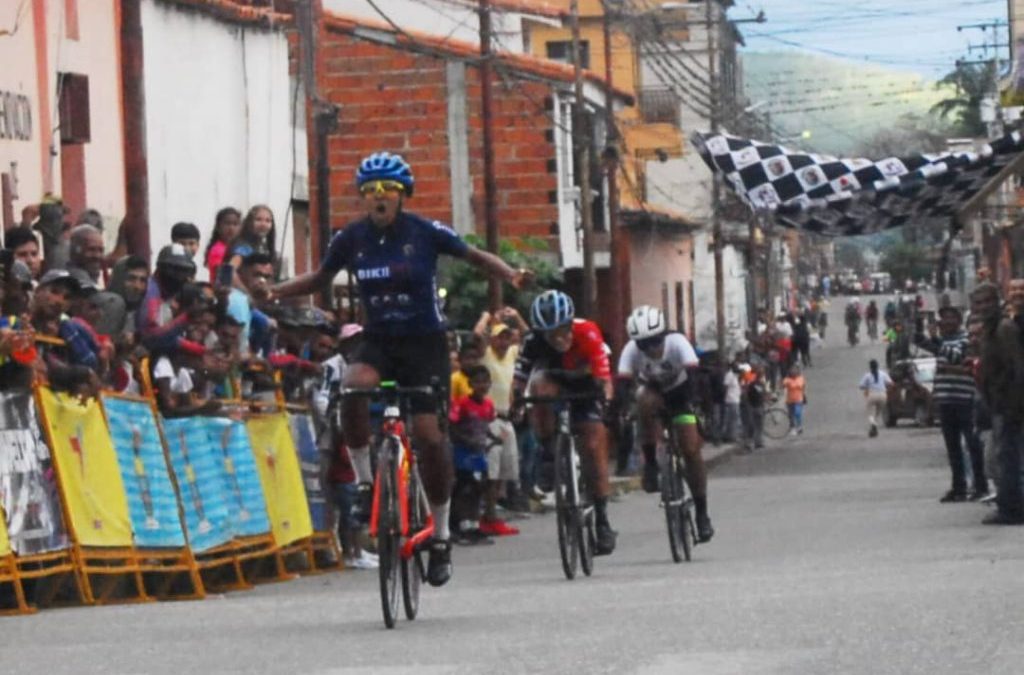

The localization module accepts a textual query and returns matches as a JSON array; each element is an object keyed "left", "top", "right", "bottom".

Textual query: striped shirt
[{"left": 919, "top": 332, "right": 975, "bottom": 405}]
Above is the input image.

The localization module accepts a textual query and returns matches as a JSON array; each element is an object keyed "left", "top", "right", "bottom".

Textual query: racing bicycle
[
  {"left": 517, "top": 390, "right": 604, "bottom": 580},
  {"left": 658, "top": 415, "right": 697, "bottom": 562},
  {"left": 338, "top": 381, "right": 440, "bottom": 629}
]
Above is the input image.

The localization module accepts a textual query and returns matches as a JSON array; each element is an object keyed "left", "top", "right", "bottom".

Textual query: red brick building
[{"left": 314, "top": 12, "right": 632, "bottom": 297}]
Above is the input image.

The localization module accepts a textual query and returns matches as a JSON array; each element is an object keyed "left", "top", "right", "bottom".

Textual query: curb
[{"left": 609, "top": 442, "right": 744, "bottom": 498}]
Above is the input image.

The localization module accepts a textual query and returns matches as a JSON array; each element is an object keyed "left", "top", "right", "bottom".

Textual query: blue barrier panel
[
  {"left": 161, "top": 417, "right": 233, "bottom": 553},
  {"left": 103, "top": 396, "right": 187, "bottom": 548},
  {"left": 288, "top": 414, "right": 329, "bottom": 532},
  {"left": 198, "top": 417, "right": 271, "bottom": 538}
]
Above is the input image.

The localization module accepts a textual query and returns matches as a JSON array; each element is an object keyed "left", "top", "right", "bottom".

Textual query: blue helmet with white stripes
[
  {"left": 530, "top": 290, "right": 575, "bottom": 330},
  {"left": 355, "top": 152, "right": 415, "bottom": 196}
]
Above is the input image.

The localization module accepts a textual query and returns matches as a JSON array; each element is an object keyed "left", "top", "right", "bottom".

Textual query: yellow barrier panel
[
  {"left": 0, "top": 505, "right": 10, "bottom": 557},
  {"left": 246, "top": 413, "right": 313, "bottom": 547},
  {"left": 37, "top": 388, "right": 133, "bottom": 548}
]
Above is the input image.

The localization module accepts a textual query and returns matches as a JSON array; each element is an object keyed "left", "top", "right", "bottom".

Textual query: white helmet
[{"left": 627, "top": 305, "right": 666, "bottom": 341}]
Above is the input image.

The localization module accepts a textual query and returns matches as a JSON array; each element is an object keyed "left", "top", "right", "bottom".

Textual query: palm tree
[{"left": 931, "top": 62, "right": 996, "bottom": 137}]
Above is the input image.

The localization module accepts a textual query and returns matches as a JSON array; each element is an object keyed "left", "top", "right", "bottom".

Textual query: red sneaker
[{"left": 478, "top": 517, "right": 519, "bottom": 536}]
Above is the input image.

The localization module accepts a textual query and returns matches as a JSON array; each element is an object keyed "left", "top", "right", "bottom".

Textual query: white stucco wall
[
  {"left": 0, "top": 0, "right": 124, "bottom": 227},
  {"left": 142, "top": 0, "right": 296, "bottom": 278},
  {"left": 691, "top": 231, "right": 748, "bottom": 354}
]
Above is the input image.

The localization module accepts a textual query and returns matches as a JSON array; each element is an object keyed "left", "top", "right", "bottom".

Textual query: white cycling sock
[
  {"left": 349, "top": 445, "right": 372, "bottom": 484},
  {"left": 431, "top": 500, "right": 451, "bottom": 540}
]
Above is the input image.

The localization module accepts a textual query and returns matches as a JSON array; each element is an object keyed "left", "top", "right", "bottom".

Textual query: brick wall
[{"left": 316, "top": 30, "right": 560, "bottom": 251}]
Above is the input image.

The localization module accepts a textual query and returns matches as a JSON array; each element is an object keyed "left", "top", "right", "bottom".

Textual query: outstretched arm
[
  {"left": 463, "top": 246, "right": 531, "bottom": 290},
  {"left": 270, "top": 267, "right": 332, "bottom": 301}
]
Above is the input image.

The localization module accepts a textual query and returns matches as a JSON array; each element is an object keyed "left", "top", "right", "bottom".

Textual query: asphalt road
[{"left": 3, "top": 296, "right": 1023, "bottom": 674}]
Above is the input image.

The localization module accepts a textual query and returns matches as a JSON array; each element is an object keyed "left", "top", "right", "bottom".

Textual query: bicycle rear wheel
[
  {"left": 401, "top": 465, "right": 423, "bottom": 621},
  {"left": 763, "top": 407, "right": 791, "bottom": 440},
  {"left": 553, "top": 432, "right": 579, "bottom": 580},
  {"left": 376, "top": 438, "right": 401, "bottom": 629}
]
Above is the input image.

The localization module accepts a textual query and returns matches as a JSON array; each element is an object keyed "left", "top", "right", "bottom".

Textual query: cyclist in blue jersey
[{"left": 270, "top": 152, "right": 529, "bottom": 587}]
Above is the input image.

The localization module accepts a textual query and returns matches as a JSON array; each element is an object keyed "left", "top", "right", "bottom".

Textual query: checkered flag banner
[{"left": 692, "top": 131, "right": 1024, "bottom": 236}]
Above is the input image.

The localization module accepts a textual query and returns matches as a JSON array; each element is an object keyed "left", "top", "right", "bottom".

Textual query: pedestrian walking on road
[
  {"left": 859, "top": 359, "right": 892, "bottom": 437},
  {"left": 782, "top": 365, "right": 807, "bottom": 435}
]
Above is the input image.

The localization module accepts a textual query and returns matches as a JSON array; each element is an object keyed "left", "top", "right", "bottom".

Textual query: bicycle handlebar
[
  {"left": 337, "top": 381, "right": 440, "bottom": 399},
  {"left": 516, "top": 392, "right": 606, "bottom": 405}
]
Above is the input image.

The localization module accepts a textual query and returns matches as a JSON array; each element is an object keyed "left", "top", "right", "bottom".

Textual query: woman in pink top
[{"left": 203, "top": 206, "right": 242, "bottom": 280}]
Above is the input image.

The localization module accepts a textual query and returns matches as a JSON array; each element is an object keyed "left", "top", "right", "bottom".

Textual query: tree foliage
[
  {"left": 858, "top": 113, "right": 951, "bottom": 158},
  {"left": 835, "top": 241, "right": 868, "bottom": 275},
  {"left": 879, "top": 242, "right": 932, "bottom": 286},
  {"left": 438, "top": 235, "right": 563, "bottom": 329},
  {"left": 930, "top": 62, "right": 996, "bottom": 137}
]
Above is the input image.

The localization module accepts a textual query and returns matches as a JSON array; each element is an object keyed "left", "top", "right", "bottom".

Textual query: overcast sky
[{"left": 739, "top": 0, "right": 1011, "bottom": 79}]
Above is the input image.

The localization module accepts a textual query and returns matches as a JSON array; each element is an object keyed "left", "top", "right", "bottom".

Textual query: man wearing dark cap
[
  {"left": 916, "top": 303, "right": 988, "bottom": 502},
  {"left": 138, "top": 244, "right": 205, "bottom": 358},
  {"left": 975, "top": 282, "right": 1024, "bottom": 524},
  {"left": 30, "top": 270, "right": 102, "bottom": 396}
]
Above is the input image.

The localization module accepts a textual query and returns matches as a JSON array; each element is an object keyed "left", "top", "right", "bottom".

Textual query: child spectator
[
  {"left": 782, "top": 365, "right": 807, "bottom": 435},
  {"left": 171, "top": 222, "right": 202, "bottom": 261},
  {"left": 203, "top": 207, "right": 242, "bottom": 280},
  {"left": 450, "top": 338, "right": 483, "bottom": 401},
  {"left": 225, "top": 205, "right": 277, "bottom": 282},
  {"left": 152, "top": 287, "right": 222, "bottom": 418},
  {"left": 449, "top": 365, "right": 498, "bottom": 545}
]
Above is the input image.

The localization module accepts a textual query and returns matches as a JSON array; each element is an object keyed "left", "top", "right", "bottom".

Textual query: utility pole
[
  {"left": 479, "top": 0, "right": 502, "bottom": 311},
  {"left": 707, "top": 0, "right": 726, "bottom": 355},
  {"left": 570, "top": 0, "right": 598, "bottom": 316},
  {"left": 602, "top": 0, "right": 628, "bottom": 352},
  {"left": 297, "top": 0, "right": 338, "bottom": 306}
]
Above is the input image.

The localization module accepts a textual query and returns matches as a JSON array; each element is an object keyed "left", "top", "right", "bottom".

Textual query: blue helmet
[
  {"left": 530, "top": 290, "right": 575, "bottom": 330},
  {"left": 355, "top": 152, "right": 415, "bottom": 196}
]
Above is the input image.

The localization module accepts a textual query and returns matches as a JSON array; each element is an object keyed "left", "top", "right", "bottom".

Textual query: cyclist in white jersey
[{"left": 614, "top": 306, "right": 714, "bottom": 542}]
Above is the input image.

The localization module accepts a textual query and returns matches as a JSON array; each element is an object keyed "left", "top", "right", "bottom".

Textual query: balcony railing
[{"left": 638, "top": 87, "right": 680, "bottom": 126}]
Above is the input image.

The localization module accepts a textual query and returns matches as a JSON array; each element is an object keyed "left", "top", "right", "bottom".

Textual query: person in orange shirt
[{"left": 781, "top": 365, "right": 807, "bottom": 435}]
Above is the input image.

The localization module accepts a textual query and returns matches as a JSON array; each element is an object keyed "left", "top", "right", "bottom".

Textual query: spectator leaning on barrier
[
  {"left": 31, "top": 270, "right": 101, "bottom": 397},
  {"left": 974, "top": 282, "right": 1024, "bottom": 525},
  {"left": 138, "top": 244, "right": 205, "bottom": 360},
  {"left": 108, "top": 255, "right": 149, "bottom": 333}
]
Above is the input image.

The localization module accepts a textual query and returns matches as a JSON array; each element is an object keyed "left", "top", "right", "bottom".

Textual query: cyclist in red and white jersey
[{"left": 512, "top": 290, "right": 617, "bottom": 554}]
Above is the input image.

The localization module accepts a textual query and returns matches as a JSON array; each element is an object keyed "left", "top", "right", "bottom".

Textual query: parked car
[{"left": 886, "top": 357, "right": 936, "bottom": 427}]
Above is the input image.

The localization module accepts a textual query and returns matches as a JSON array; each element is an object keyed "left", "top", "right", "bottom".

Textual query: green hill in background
[{"left": 741, "top": 52, "right": 951, "bottom": 156}]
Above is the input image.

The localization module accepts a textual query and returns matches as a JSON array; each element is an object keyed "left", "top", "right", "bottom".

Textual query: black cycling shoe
[
  {"left": 696, "top": 513, "right": 715, "bottom": 543},
  {"left": 352, "top": 482, "right": 374, "bottom": 524},
  {"left": 426, "top": 538, "right": 453, "bottom": 587},
  {"left": 594, "top": 522, "right": 617, "bottom": 556},
  {"left": 641, "top": 462, "right": 660, "bottom": 494}
]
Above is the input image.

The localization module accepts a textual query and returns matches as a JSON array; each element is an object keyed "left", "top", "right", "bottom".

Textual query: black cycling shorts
[
  {"left": 537, "top": 369, "right": 604, "bottom": 424},
  {"left": 350, "top": 331, "right": 449, "bottom": 414},
  {"left": 643, "top": 380, "right": 695, "bottom": 422}
]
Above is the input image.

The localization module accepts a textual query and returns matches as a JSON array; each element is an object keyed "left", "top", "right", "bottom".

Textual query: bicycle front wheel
[
  {"left": 401, "top": 465, "right": 423, "bottom": 621},
  {"left": 763, "top": 407, "right": 791, "bottom": 440},
  {"left": 662, "top": 454, "right": 684, "bottom": 563},
  {"left": 376, "top": 438, "right": 401, "bottom": 629},
  {"left": 553, "top": 432, "right": 579, "bottom": 580}
]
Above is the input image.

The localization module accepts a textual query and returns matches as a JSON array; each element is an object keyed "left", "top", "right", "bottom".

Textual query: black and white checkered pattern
[{"left": 692, "top": 131, "right": 1024, "bottom": 236}]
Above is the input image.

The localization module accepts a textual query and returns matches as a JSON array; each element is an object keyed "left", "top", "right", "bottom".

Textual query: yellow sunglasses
[{"left": 359, "top": 179, "right": 406, "bottom": 196}]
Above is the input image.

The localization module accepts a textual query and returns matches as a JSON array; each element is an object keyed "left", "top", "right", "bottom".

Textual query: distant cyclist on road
[
  {"left": 613, "top": 305, "right": 714, "bottom": 542},
  {"left": 511, "top": 290, "right": 618, "bottom": 555},
  {"left": 270, "top": 152, "right": 529, "bottom": 587}
]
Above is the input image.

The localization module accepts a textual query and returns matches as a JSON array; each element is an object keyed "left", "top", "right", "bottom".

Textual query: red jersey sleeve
[{"left": 573, "top": 320, "right": 611, "bottom": 380}]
